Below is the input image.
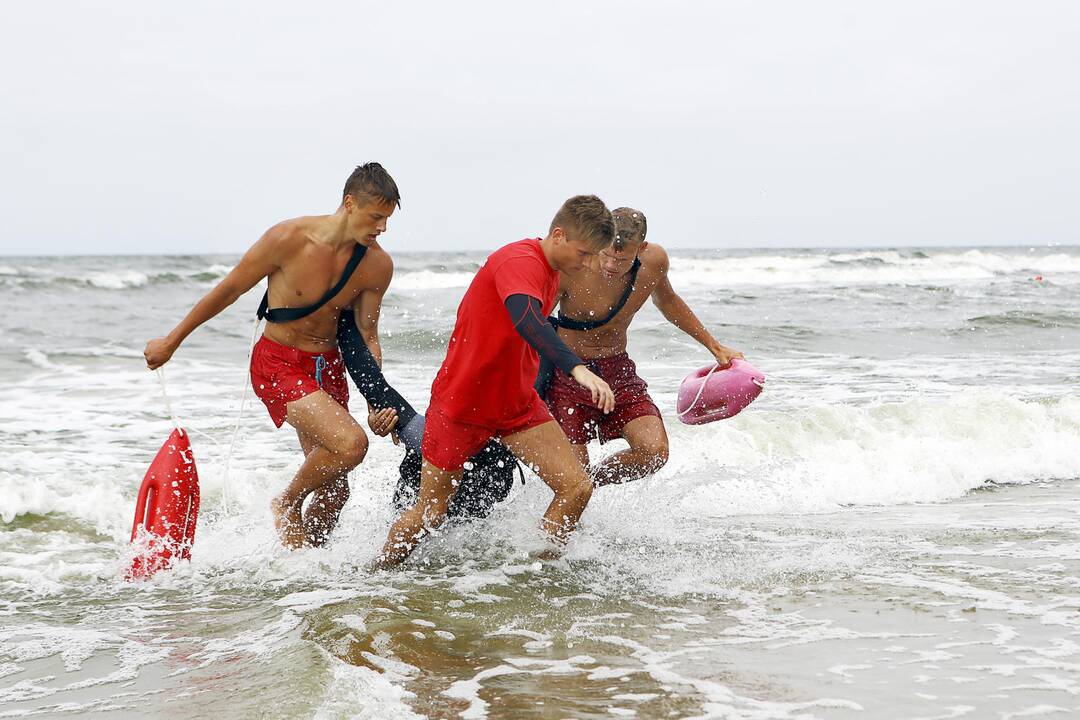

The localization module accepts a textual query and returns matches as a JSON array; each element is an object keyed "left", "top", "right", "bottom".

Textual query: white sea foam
[
  {"left": 315, "top": 657, "right": 425, "bottom": 719},
  {"left": 200, "top": 264, "right": 233, "bottom": 278},
  {"left": 1, "top": 369, "right": 1076, "bottom": 544},
  {"left": 391, "top": 270, "right": 476, "bottom": 290},
  {"left": 84, "top": 271, "right": 150, "bottom": 289},
  {"left": 667, "top": 249, "right": 1080, "bottom": 288}
]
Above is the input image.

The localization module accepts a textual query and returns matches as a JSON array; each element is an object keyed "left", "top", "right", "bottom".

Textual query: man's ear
[{"left": 551, "top": 226, "right": 566, "bottom": 244}]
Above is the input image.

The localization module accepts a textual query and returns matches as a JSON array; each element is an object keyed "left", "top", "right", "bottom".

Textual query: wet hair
[
  {"left": 549, "top": 195, "right": 615, "bottom": 251},
  {"left": 612, "top": 207, "right": 647, "bottom": 250},
  {"left": 342, "top": 163, "right": 401, "bottom": 208}
]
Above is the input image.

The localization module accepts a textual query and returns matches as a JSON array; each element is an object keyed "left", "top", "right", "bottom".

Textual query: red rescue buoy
[{"left": 127, "top": 428, "right": 200, "bottom": 580}]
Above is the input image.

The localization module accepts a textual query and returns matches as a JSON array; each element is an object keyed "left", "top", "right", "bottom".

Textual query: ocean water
[{"left": 1, "top": 246, "right": 1079, "bottom": 719}]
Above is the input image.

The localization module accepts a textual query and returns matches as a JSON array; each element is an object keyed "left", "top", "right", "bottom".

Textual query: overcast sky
[{"left": 2, "top": 1, "right": 1077, "bottom": 255}]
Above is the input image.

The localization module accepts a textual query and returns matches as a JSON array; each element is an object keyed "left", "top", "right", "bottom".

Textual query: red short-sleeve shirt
[{"left": 430, "top": 238, "right": 559, "bottom": 427}]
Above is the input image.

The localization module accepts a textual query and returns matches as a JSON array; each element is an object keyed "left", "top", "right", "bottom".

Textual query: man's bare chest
[
  {"left": 273, "top": 252, "right": 367, "bottom": 309},
  {"left": 561, "top": 273, "right": 654, "bottom": 322}
]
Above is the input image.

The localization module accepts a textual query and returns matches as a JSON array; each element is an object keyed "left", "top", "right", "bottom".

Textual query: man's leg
[
  {"left": 271, "top": 390, "right": 367, "bottom": 548},
  {"left": 379, "top": 460, "right": 462, "bottom": 567},
  {"left": 592, "top": 415, "right": 669, "bottom": 487},
  {"left": 569, "top": 443, "right": 589, "bottom": 468},
  {"left": 542, "top": 382, "right": 594, "bottom": 475},
  {"left": 293, "top": 429, "right": 353, "bottom": 547},
  {"left": 502, "top": 421, "right": 593, "bottom": 546}
]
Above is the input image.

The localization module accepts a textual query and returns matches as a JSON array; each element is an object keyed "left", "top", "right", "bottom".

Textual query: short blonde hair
[{"left": 550, "top": 195, "right": 615, "bottom": 251}]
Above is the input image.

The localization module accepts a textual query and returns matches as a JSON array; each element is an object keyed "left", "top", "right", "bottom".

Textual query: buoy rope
[
  {"left": 221, "top": 316, "right": 262, "bottom": 513},
  {"left": 155, "top": 367, "right": 183, "bottom": 434},
  {"left": 676, "top": 362, "right": 722, "bottom": 418},
  {"left": 154, "top": 367, "right": 219, "bottom": 446}
]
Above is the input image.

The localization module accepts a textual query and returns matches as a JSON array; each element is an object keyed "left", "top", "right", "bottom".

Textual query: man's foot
[{"left": 270, "top": 495, "right": 305, "bottom": 549}]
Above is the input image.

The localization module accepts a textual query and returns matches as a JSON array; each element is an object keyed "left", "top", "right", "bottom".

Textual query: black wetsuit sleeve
[
  {"left": 336, "top": 311, "right": 418, "bottom": 429},
  {"left": 505, "top": 294, "right": 583, "bottom": 376}
]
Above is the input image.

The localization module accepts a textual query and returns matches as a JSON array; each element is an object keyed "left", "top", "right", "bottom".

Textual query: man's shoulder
[
  {"left": 491, "top": 237, "right": 542, "bottom": 259},
  {"left": 360, "top": 243, "right": 394, "bottom": 288},
  {"left": 261, "top": 216, "right": 319, "bottom": 251},
  {"left": 639, "top": 240, "right": 665, "bottom": 266},
  {"left": 488, "top": 238, "right": 546, "bottom": 271},
  {"left": 638, "top": 241, "right": 669, "bottom": 271}
]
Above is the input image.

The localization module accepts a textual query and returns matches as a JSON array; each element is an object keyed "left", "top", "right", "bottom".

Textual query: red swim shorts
[
  {"left": 421, "top": 392, "right": 554, "bottom": 472},
  {"left": 544, "top": 352, "right": 661, "bottom": 444},
  {"left": 250, "top": 335, "right": 349, "bottom": 428}
]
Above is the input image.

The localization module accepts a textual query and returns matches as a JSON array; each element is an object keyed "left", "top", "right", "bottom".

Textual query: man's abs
[
  {"left": 262, "top": 304, "right": 348, "bottom": 353},
  {"left": 556, "top": 322, "right": 631, "bottom": 360}
]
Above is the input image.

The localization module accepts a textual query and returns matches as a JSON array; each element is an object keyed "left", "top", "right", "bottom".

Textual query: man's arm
[
  {"left": 649, "top": 246, "right": 743, "bottom": 366},
  {"left": 353, "top": 252, "right": 393, "bottom": 368},
  {"left": 144, "top": 228, "right": 284, "bottom": 369},
  {"left": 505, "top": 294, "right": 614, "bottom": 413}
]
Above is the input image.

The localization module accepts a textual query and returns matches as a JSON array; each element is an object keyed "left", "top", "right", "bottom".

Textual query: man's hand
[
  {"left": 570, "top": 365, "right": 615, "bottom": 414},
  {"left": 709, "top": 344, "right": 745, "bottom": 368},
  {"left": 144, "top": 337, "right": 178, "bottom": 370},
  {"left": 368, "top": 407, "right": 400, "bottom": 444}
]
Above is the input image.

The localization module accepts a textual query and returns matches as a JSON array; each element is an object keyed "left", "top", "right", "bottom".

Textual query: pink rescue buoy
[
  {"left": 126, "top": 428, "right": 200, "bottom": 580},
  {"left": 676, "top": 359, "right": 765, "bottom": 425}
]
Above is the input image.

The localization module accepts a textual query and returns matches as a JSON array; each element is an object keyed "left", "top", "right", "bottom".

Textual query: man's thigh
[
  {"left": 284, "top": 390, "right": 363, "bottom": 455},
  {"left": 620, "top": 415, "right": 668, "bottom": 452},
  {"left": 502, "top": 420, "right": 588, "bottom": 492}
]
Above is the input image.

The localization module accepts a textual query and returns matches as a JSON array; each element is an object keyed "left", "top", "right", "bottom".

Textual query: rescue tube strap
[
  {"left": 676, "top": 363, "right": 722, "bottom": 418},
  {"left": 553, "top": 256, "right": 642, "bottom": 332},
  {"left": 257, "top": 243, "right": 368, "bottom": 323}
]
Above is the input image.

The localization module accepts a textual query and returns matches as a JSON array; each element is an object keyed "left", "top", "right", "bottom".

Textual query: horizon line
[{"left": 2, "top": 241, "right": 1078, "bottom": 260}]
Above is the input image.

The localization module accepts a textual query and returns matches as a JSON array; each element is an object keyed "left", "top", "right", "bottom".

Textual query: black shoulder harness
[
  {"left": 257, "top": 243, "right": 368, "bottom": 323},
  {"left": 553, "top": 256, "right": 642, "bottom": 332}
]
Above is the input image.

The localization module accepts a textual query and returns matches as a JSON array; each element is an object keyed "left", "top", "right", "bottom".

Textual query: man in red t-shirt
[{"left": 379, "top": 195, "right": 617, "bottom": 566}]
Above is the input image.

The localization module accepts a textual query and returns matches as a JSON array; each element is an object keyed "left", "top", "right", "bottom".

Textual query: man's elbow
[{"left": 359, "top": 324, "right": 380, "bottom": 345}]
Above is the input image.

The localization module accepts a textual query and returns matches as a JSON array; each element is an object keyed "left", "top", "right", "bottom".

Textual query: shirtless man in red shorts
[
  {"left": 144, "top": 163, "right": 400, "bottom": 548},
  {"left": 378, "top": 195, "right": 617, "bottom": 567},
  {"left": 544, "top": 207, "right": 743, "bottom": 486}
]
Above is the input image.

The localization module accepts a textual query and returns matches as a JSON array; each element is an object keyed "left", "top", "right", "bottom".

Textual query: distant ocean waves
[
  {"left": 3, "top": 246, "right": 1078, "bottom": 293},
  {"left": 0, "top": 262, "right": 235, "bottom": 290}
]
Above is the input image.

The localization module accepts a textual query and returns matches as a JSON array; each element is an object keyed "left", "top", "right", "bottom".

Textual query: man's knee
[
  {"left": 332, "top": 427, "right": 368, "bottom": 467},
  {"left": 632, "top": 432, "right": 669, "bottom": 470},
  {"left": 647, "top": 438, "right": 670, "bottom": 469}
]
